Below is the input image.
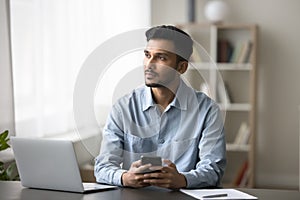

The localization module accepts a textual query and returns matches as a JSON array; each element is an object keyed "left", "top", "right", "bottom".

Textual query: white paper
[{"left": 180, "top": 189, "right": 257, "bottom": 199}]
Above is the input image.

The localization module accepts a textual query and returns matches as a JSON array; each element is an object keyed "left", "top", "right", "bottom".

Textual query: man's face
[{"left": 143, "top": 39, "right": 180, "bottom": 88}]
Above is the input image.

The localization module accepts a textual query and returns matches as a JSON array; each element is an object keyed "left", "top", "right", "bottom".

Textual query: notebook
[
  {"left": 180, "top": 189, "right": 257, "bottom": 199},
  {"left": 10, "top": 137, "right": 117, "bottom": 193}
]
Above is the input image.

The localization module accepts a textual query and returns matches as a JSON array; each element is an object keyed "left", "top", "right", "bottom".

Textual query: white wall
[
  {"left": 151, "top": 0, "right": 300, "bottom": 189},
  {"left": 0, "top": 0, "right": 15, "bottom": 135}
]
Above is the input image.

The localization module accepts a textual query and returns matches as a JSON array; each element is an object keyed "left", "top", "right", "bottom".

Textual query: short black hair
[{"left": 145, "top": 25, "right": 193, "bottom": 62}]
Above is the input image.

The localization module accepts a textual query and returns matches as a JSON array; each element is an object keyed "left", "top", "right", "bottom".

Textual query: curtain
[
  {"left": 0, "top": 0, "right": 15, "bottom": 135},
  {"left": 10, "top": 0, "right": 150, "bottom": 137}
]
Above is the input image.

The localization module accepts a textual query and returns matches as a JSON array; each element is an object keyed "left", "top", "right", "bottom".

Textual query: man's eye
[
  {"left": 159, "top": 56, "right": 166, "bottom": 61},
  {"left": 145, "top": 53, "right": 151, "bottom": 58}
]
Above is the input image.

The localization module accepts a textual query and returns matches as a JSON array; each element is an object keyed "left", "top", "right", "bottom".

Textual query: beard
[
  {"left": 144, "top": 66, "right": 179, "bottom": 88},
  {"left": 145, "top": 82, "right": 164, "bottom": 88},
  {"left": 144, "top": 69, "right": 164, "bottom": 88}
]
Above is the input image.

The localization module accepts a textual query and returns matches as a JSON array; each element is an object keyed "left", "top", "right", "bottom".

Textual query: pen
[{"left": 202, "top": 193, "right": 228, "bottom": 198}]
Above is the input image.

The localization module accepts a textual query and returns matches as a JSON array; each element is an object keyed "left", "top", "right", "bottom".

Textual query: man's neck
[{"left": 150, "top": 80, "right": 180, "bottom": 111}]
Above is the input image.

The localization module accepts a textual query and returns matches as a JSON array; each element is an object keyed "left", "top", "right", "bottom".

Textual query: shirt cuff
[
  {"left": 113, "top": 169, "right": 128, "bottom": 186},
  {"left": 181, "top": 172, "right": 194, "bottom": 188}
]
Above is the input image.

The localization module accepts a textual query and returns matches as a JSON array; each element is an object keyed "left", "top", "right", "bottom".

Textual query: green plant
[{"left": 0, "top": 130, "right": 19, "bottom": 180}]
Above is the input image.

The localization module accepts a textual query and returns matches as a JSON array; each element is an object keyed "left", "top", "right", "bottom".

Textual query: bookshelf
[{"left": 178, "top": 23, "right": 257, "bottom": 188}]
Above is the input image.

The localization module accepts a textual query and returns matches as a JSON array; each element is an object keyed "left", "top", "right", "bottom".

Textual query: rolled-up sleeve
[
  {"left": 94, "top": 104, "right": 127, "bottom": 186},
  {"left": 181, "top": 103, "right": 226, "bottom": 188}
]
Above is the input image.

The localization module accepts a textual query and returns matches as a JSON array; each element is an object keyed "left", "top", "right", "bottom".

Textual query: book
[
  {"left": 233, "top": 161, "right": 249, "bottom": 186},
  {"left": 229, "top": 42, "right": 243, "bottom": 63},
  {"left": 217, "top": 39, "right": 233, "bottom": 63},
  {"left": 239, "top": 167, "right": 251, "bottom": 187},
  {"left": 217, "top": 82, "right": 232, "bottom": 104},
  {"left": 237, "top": 40, "right": 253, "bottom": 63},
  {"left": 243, "top": 42, "right": 253, "bottom": 63},
  {"left": 240, "top": 126, "right": 251, "bottom": 145},
  {"left": 234, "top": 122, "right": 250, "bottom": 145}
]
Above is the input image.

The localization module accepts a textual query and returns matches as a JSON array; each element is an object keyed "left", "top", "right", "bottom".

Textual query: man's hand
[
  {"left": 121, "top": 160, "right": 152, "bottom": 188},
  {"left": 142, "top": 159, "right": 187, "bottom": 189}
]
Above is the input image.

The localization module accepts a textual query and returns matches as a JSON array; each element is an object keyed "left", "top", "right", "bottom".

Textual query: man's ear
[{"left": 177, "top": 61, "right": 188, "bottom": 74}]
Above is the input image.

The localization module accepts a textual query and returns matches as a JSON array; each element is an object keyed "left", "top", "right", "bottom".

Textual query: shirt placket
[{"left": 157, "top": 109, "right": 168, "bottom": 146}]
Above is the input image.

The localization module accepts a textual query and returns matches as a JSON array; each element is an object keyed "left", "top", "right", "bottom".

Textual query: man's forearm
[
  {"left": 181, "top": 159, "right": 225, "bottom": 188},
  {"left": 94, "top": 158, "right": 126, "bottom": 186}
]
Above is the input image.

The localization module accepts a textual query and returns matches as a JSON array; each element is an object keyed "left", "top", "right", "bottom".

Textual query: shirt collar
[
  {"left": 142, "top": 79, "right": 189, "bottom": 112},
  {"left": 142, "top": 86, "right": 154, "bottom": 111},
  {"left": 170, "top": 79, "right": 189, "bottom": 110}
]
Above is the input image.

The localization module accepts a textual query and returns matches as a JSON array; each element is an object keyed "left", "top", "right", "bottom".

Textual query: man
[{"left": 94, "top": 25, "right": 226, "bottom": 189}]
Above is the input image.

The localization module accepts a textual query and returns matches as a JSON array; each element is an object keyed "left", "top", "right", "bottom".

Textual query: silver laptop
[{"left": 10, "top": 137, "right": 117, "bottom": 193}]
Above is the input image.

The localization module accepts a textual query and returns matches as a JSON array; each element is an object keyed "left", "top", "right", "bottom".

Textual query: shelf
[
  {"left": 188, "top": 62, "right": 252, "bottom": 71},
  {"left": 217, "top": 63, "right": 252, "bottom": 70},
  {"left": 219, "top": 103, "right": 251, "bottom": 111},
  {"left": 179, "top": 23, "right": 257, "bottom": 188},
  {"left": 226, "top": 143, "right": 250, "bottom": 152},
  {"left": 188, "top": 62, "right": 215, "bottom": 70}
]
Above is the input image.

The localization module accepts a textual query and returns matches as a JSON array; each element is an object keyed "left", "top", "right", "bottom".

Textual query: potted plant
[{"left": 0, "top": 130, "right": 19, "bottom": 180}]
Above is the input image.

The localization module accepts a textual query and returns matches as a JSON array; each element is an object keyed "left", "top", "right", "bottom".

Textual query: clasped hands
[{"left": 121, "top": 159, "right": 187, "bottom": 189}]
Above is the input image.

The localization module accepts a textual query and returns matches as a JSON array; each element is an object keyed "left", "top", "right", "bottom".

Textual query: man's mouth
[{"left": 145, "top": 70, "right": 157, "bottom": 79}]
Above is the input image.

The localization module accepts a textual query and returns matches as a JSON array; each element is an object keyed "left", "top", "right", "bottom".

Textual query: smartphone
[{"left": 140, "top": 156, "right": 162, "bottom": 173}]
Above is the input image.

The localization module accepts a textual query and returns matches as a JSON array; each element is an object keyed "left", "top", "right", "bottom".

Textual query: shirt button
[{"left": 158, "top": 139, "right": 165, "bottom": 144}]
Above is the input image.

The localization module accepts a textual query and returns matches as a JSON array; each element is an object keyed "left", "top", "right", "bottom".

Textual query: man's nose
[{"left": 144, "top": 57, "right": 156, "bottom": 69}]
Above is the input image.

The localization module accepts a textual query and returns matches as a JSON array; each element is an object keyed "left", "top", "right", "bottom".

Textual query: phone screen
[
  {"left": 141, "top": 156, "right": 162, "bottom": 166},
  {"left": 140, "top": 156, "right": 162, "bottom": 173}
]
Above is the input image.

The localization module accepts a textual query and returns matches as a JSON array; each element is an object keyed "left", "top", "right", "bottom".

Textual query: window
[{"left": 10, "top": 0, "right": 150, "bottom": 137}]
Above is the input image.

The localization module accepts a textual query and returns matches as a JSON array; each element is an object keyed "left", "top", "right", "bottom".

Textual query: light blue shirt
[{"left": 94, "top": 79, "right": 226, "bottom": 188}]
